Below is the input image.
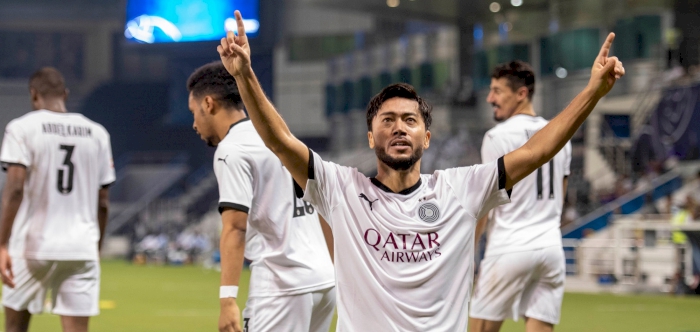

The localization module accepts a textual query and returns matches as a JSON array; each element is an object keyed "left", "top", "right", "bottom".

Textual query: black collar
[
  {"left": 227, "top": 118, "right": 250, "bottom": 134},
  {"left": 370, "top": 177, "right": 422, "bottom": 195}
]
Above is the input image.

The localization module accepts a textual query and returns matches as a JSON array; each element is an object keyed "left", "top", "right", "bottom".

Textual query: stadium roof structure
[{"left": 302, "top": 0, "right": 551, "bottom": 23}]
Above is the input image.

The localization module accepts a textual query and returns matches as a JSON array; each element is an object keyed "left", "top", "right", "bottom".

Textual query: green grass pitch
[{"left": 1, "top": 260, "right": 699, "bottom": 331}]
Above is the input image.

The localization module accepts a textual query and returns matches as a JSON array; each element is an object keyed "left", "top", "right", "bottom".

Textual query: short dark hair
[
  {"left": 186, "top": 62, "right": 244, "bottom": 110},
  {"left": 491, "top": 60, "right": 535, "bottom": 100},
  {"left": 29, "top": 67, "right": 66, "bottom": 98},
  {"left": 366, "top": 83, "right": 432, "bottom": 131}
]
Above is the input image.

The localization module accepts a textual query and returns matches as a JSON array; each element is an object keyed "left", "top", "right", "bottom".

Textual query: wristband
[{"left": 220, "top": 286, "right": 239, "bottom": 299}]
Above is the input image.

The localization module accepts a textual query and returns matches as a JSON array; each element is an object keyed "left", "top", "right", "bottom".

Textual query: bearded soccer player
[
  {"left": 0, "top": 67, "right": 115, "bottom": 332},
  {"left": 187, "top": 62, "right": 335, "bottom": 332},
  {"left": 469, "top": 61, "right": 572, "bottom": 332},
  {"left": 217, "top": 10, "right": 624, "bottom": 331}
]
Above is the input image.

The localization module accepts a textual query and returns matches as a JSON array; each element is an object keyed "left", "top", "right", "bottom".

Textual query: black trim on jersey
[
  {"left": 293, "top": 179, "right": 305, "bottom": 199},
  {"left": 1, "top": 162, "right": 27, "bottom": 172},
  {"left": 307, "top": 148, "right": 315, "bottom": 180},
  {"left": 370, "top": 177, "right": 422, "bottom": 195},
  {"left": 536, "top": 167, "right": 543, "bottom": 199},
  {"left": 549, "top": 159, "right": 555, "bottom": 199},
  {"left": 226, "top": 118, "right": 250, "bottom": 135},
  {"left": 497, "top": 156, "right": 512, "bottom": 198},
  {"left": 101, "top": 181, "right": 115, "bottom": 189},
  {"left": 219, "top": 202, "right": 249, "bottom": 214}
]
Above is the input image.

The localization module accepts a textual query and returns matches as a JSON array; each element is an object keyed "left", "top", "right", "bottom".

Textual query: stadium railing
[
  {"left": 564, "top": 216, "right": 697, "bottom": 294},
  {"left": 562, "top": 170, "right": 684, "bottom": 239}
]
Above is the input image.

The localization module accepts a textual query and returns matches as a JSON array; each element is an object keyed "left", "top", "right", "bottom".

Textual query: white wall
[
  {"left": 285, "top": 5, "right": 374, "bottom": 36},
  {"left": 0, "top": 80, "right": 33, "bottom": 189},
  {"left": 273, "top": 47, "right": 330, "bottom": 137}
]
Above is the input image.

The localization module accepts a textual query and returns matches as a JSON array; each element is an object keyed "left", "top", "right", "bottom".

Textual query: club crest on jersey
[{"left": 418, "top": 203, "right": 440, "bottom": 223}]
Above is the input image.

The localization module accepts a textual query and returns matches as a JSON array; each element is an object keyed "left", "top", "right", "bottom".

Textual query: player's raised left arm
[
  {"left": 503, "top": 33, "right": 625, "bottom": 189},
  {"left": 0, "top": 165, "right": 27, "bottom": 288},
  {"left": 218, "top": 11, "right": 311, "bottom": 189}
]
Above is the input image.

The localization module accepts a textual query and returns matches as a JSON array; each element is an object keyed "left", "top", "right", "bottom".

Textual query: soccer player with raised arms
[
  {"left": 0, "top": 67, "right": 115, "bottom": 332},
  {"left": 186, "top": 62, "right": 335, "bottom": 332},
  {"left": 469, "top": 61, "right": 571, "bottom": 332},
  {"left": 218, "top": 10, "right": 624, "bottom": 331}
]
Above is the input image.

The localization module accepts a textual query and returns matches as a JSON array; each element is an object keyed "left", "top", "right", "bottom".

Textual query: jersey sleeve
[
  {"left": 99, "top": 131, "right": 116, "bottom": 187},
  {"left": 0, "top": 120, "right": 31, "bottom": 170},
  {"left": 302, "top": 149, "right": 344, "bottom": 226},
  {"left": 443, "top": 157, "right": 511, "bottom": 220},
  {"left": 480, "top": 132, "right": 505, "bottom": 164},
  {"left": 563, "top": 141, "right": 572, "bottom": 176},
  {"left": 213, "top": 149, "right": 253, "bottom": 214}
]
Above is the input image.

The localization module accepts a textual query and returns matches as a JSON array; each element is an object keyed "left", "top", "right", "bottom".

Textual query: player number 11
[{"left": 536, "top": 160, "right": 555, "bottom": 200}]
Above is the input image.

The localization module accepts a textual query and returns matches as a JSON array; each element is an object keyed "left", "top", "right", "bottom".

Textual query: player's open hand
[
  {"left": 219, "top": 298, "right": 243, "bottom": 332},
  {"left": 0, "top": 246, "right": 15, "bottom": 288},
  {"left": 218, "top": 10, "right": 252, "bottom": 78},
  {"left": 588, "top": 33, "right": 626, "bottom": 98}
]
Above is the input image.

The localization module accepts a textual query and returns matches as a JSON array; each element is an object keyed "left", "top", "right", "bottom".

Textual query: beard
[
  {"left": 492, "top": 103, "right": 505, "bottom": 122},
  {"left": 375, "top": 145, "right": 423, "bottom": 171}
]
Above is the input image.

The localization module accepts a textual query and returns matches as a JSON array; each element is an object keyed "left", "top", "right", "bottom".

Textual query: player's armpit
[{"left": 474, "top": 215, "right": 489, "bottom": 246}]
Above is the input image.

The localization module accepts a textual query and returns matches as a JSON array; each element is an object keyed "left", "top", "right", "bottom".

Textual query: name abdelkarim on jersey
[
  {"left": 303, "top": 150, "right": 511, "bottom": 331},
  {"left": 0, "top": 110, "right": 115, "bottom": 261},
  {"left": 213, "top": 119, "right": 334, "bottom": 297},
  {"left": 481, "top": 115, "right": 571, "bottom": 257}
]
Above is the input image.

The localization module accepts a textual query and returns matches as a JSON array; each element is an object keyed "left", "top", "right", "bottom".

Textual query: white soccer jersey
[
  {"left": 213, "top": 119, "right": 334, "bottom": 297},
  {"left": 303, "top": 150, "right": 511, "bottom": 331},
  {"left": 481, "top": 114, "right": 571, "bottom": 257},
  {"left": 0, "top": 110, "right": 115, "bottom": 261}
]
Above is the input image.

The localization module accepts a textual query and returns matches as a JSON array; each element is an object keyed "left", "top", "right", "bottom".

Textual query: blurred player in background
[
  {"left": 0, "top": 67, "right": 115, "bottom": 332},
  {"left": 216, "top": 11, "right": 624, "bottom": 331},
  {"left": 469, "top": 61, "right": 572, "bottom": 332},
  {"left": 187, "top": 62, "right": 335, "bottom": 332}
]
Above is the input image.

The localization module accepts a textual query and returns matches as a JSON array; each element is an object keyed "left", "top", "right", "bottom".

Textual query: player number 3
[{"left": 57, "top": 144, "right": 76, "bottom": 194}]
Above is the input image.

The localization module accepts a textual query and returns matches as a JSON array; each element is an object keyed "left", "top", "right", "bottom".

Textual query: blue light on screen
[{"left": 125, "top": 0, "right": 259, "bottom": 43}]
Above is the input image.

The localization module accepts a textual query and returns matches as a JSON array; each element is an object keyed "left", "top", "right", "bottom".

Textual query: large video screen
[{"left": 125, "top": 0, "right": 259, "bottom": 44}]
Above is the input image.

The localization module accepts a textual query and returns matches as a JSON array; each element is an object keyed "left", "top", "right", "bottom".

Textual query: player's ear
[
  {"left": 203, "top": 96, "right": 216, "bottom": 115},
  {"left": 424, "top": 130, "right": 431, "bottom": 149},
  {"left": 63, "top": 88, "right": 70, "bottom": 100},
  {"left": 368, "top": 131, "right": 375, "bottom": 149},
  {"left": 29, "top": 88, "right": 41, "bottom": 109},
  {"left": 517, "top": 86, "right": 528, "bottom": 102}
]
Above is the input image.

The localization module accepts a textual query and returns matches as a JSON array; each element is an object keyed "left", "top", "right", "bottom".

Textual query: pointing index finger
[
  {"left": 234, "top": 10, "right": 247, "bottom": 39},
  {"left": 597, "top": 33, "right": 615, "bottom": 61}
]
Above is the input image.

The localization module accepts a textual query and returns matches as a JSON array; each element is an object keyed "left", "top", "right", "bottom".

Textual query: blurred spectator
[
  {"left": 134, "top": 229, "right": 212, "bottom": 265},
  {"left": 615, "top": 174, "right": 634, "bottom": 198},
  {"left": 671, "top": 195, "right": 700, "bottom": 295},
  {"left": 561, "top": 201, "right": 579, "bottom": 228}
]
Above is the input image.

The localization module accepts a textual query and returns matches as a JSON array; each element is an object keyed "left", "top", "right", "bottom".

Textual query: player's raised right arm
[
  {"left": 502, "top": 33, "right": 625, "bottom": 189},
  {"left": 218, "top": 11, "right": 310, "bottom": 189}
]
